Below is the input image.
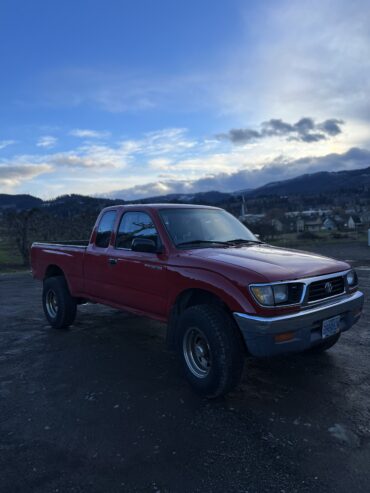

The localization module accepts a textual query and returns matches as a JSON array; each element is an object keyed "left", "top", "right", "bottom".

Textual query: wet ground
[{"left": 0, "top": 243, "right": 369, "bottom": 492}]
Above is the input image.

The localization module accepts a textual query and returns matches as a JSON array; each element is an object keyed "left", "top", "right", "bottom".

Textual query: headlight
[
  {"left": 250, "top": 284, "right": 290, "bottom": 306},
  {"left": 346, "top": 270, "right": 358, "bottom": 287},
  {"left": 250, "top": 286, "right": 274, "bottom": 306},
  {"left": 273, "top": 284, "right": 289, "bottom": 303}
]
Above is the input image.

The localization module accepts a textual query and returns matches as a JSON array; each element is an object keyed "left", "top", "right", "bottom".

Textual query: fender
[{"left": 166, "top": 264, "right": 257, "bottom": 316}]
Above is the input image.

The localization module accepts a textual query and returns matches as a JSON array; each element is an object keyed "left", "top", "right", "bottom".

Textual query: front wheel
[
  {"left": 42, "top": 276, "right": 77, "bottom": 329},
  {"left": 177, "top": 305, "right": 245, "bottom": 398}
]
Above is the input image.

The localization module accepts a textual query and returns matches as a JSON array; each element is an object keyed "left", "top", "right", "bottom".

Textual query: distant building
[
  {"left": 271, "top": 218, "right": 283, "bottom": 233},
  {"left": 241, "top": 213, "right": 266, "bottom": 224},
  {"left": 296, "top": 217, "right": 305, "bottom": 233},
  {"left": 286, "top": 209, "right": 331, "bottom": 218},
  {"left": 360, "top": 211, "right": 370, "bottom": 225},
  {"left": 322, "top": 217, "right": 338, "bottom": 231},
  {"left": 296, "top": 216, "right": 323, "bottom": 232},
  {"left": 346, "top": 215, "right": 361, "bottom": 230}
]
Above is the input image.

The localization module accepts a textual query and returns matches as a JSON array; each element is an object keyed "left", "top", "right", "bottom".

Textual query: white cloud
[
  {"left": 215, "top": 0, "right": 370, "bottom": 127},
  {"left": 149, "top": 158, "right": 173, "bottom": 169},
  {"left": 70, "top": 128, "right": 111, "bottom": 139},
  {"left": 37, "top": 135, "right": 58, "bottom": 148},
  {"left": 0, "top": 163, "right": 52, "bottom": 187},
  {"left": 0, "top": 140, "right": 16, "bottom": 150},
  {"left": 48, "top": 144, "right": 128, "bottom": 169},
  {"left": 106, "top": 147, "right": 370, "bottom": 200}
]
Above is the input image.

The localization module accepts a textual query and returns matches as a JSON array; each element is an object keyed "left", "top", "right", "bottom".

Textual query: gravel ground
[{"left": 0, "top": 244, "right": 369, "bottom": 493}]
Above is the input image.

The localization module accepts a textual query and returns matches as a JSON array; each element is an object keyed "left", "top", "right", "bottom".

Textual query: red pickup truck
[{"left": 31, "top": 204, "right": 364, "bottom": 397}]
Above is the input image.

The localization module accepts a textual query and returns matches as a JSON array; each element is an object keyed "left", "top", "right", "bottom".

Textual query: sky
[{"left": 0, "top": 0, "right": 369, "bottom": 200}]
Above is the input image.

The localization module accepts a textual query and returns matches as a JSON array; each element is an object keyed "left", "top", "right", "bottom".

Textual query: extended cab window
[
  {"left": 116, "top": 212, "right": 159, "bottom": 249},
  {"left": 95, "top": 211, "right": 117, "bottom": 248}
]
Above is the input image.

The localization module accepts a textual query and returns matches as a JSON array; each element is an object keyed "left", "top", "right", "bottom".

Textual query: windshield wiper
[
  {"left": 176, "top": 240, "right": 231, "bottom": 248},
  {"left": 225, "top": 238, "right": 263, "bottom": 245}
]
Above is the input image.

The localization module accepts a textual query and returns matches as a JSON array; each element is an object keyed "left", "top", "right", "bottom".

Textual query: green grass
[{"left": 0, "top": 238, "right": 25, "bottom": 273}]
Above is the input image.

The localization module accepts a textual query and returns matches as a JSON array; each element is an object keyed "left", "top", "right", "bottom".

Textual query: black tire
[
  {"left": 176, "top": 304, "right": 245, "bottom": 398},
  {"left": 42, "top": 276, "right": 77, "bottom": 329},
  {"left": 306, "top": 333, "right": 341, "bottom": 354}
]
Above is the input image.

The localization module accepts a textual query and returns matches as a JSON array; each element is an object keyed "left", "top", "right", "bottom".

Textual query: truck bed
[{"left": 31, "top": 241, "right": 89, "bottom": 294}]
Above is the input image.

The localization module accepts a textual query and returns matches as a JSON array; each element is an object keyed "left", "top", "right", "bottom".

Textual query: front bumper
[{"left": 233, "top": 290, "right": 364, "bottom": 357}]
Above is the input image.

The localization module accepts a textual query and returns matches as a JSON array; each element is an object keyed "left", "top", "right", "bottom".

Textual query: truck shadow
[{"left": 41, "top": 304, "right": 351, "bottom": 420}]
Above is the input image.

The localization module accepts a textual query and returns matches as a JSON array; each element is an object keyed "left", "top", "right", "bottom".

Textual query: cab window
[
  {"left": 116, "top": 212, "right": 159, "bottom": 249},
  {"left": 95, "top": 211, "right": 117, "bottom": 248}
]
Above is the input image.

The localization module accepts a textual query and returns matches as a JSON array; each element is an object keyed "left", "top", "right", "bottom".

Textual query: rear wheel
[
  {"left": 177, "top": 305, "right": 245, "bottom": 398},
  {"left": 42, "top": 276, "right": 77, "bottom": 329},
  {"left": 307, "top": 333, "right": 341, "bottom": 353}
]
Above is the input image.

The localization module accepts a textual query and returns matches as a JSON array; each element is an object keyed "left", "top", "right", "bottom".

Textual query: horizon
[
  {"left": 2, "top": 157, "right": 370, "bottom": 202},
  {"left": 1, "top": 0, "right": 369, "bottom": 200}
]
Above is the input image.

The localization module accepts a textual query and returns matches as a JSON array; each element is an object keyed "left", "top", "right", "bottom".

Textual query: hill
[
  {"left": 0, "top": 194, "right": 43, "bottom": 210},
  {"left": 135, "top": 190, "right": 233, "bottom": 205},
  {"left": 2, "top": 165, "right": 370, "bottom": 213},
  {"left": 248, "top": 166, "right": 370, "bottom": 197}
]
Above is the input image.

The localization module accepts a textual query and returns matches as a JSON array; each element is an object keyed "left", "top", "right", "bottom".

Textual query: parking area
[{"left": 1, "top": 244, "right": 369, "bottom": 492}]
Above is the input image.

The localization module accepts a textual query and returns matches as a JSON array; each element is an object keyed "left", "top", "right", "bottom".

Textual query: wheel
[
  {"left": 177, "top": 305, "right": 245, "bottom": 398},
  {"left": 42, "top": 276, "right": 77, "bottom": 329},
  {"left": 306, "top": 333, "right": 341, "bottom": 354}
]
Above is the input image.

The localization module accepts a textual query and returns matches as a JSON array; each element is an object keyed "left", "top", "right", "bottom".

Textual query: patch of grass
[{"left": 0, "top": 238, "right": 25, "bottom": 273}]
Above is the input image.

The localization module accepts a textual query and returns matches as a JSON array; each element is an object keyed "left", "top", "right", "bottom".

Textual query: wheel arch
[
  {"left": 44, "top": 264, "right": 65, "bottom": 279},
  {"left": 166, "top": 288, "right": 233, "bottom": 349}
]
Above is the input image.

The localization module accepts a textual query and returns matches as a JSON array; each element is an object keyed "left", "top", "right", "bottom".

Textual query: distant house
[
  {"left": 347, "top": 216, "right": 356, "bottom": 230},
  {"left": 346, "top": 215, "right": 361, "bottom": 230},
  {"left": 322, "top": 217, "right": 338, "bottom": 231},
  {"left": 305, "top": 217, "right": 323, "bottom": 232},
  {"left": 241, "top": 213, "right": 266, "bottom": 224},
  {"left": 296, "top": 217, "right": 305, "bottom": 233},
  {"left": 360, "top": 211, "right": 370, "bottom": 225},
  {"left": 271, "top": 218, "right": 283, "bottom": 233},
  {"left": 286, "top": 209, "right": 331, "bottom": 218}
]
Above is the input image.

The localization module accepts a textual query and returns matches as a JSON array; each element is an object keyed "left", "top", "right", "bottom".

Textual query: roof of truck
[{"left": 103, "top": 203, "right": 221, "bottom": 211}]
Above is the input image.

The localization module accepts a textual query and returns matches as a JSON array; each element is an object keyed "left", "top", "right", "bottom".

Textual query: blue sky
[{"left": 0, "top": 0, "right": 369, "bottom": 199}]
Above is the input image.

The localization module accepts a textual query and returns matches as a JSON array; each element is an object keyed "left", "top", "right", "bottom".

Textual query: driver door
[{"left": 108, "top": 211, "right": 169, "bottom": 317}]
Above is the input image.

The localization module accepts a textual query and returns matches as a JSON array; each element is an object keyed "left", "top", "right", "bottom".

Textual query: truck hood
[{"left": 190, "top": 244, "right": 350, "bottom": 282}]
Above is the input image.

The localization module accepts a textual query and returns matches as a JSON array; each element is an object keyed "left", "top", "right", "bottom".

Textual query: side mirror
[{"left": 131, "top": 238, "right": 159, "bottom": 253}]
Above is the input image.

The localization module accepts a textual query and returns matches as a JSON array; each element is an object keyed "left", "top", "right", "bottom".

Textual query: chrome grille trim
[{"left": 307, "top": 276, "right": 345, "bottom": 303}]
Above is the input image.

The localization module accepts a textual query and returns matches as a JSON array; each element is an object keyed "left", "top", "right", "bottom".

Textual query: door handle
[{"left": 108, "top": 258, "right": 118, "bottom": 265}]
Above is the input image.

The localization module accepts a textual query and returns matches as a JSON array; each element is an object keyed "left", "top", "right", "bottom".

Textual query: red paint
[{"left": 31, "top": 204, "right": 350, "bottom": 320}]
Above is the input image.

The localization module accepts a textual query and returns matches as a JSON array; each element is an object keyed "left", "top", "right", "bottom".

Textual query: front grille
[{"left": 307, "top": 276, "right": 345, "bottom": 302}]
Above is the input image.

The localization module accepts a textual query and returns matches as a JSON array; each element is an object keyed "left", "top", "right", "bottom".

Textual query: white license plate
[{"left": 322, "top": 316, "right": 341, "bottom": 339}]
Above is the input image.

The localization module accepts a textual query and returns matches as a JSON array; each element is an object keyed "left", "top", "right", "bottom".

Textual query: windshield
[{"left": 159, "top": 208, "right": 259, "bottom": 248}]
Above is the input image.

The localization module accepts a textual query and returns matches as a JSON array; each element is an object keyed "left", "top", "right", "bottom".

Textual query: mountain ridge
[{"left": 1, "top": 164, "right": 369, "bottom": 210}]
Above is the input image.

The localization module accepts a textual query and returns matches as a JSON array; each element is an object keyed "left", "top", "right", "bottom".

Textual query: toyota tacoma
[{"left": 31, "top": 204, "right": 364, "bottom": 397}]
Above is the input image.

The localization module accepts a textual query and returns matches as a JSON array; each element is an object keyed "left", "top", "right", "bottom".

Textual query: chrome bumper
[{"left": 233, "top": 291, "right": 364, "bottom": 357}]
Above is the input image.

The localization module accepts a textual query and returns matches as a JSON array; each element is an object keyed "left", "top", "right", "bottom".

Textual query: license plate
[{"left": 322, "top": 316, "right": 341, "bottom": 339}]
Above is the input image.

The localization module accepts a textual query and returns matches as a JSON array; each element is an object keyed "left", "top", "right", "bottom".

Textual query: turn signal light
[{"left": 274, "top": 332, "right": 295, "bottom": 343}]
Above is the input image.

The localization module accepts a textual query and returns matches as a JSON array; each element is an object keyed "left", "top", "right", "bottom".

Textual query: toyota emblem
[{"left": 325, "top": 281, "right": 333, "bottom": 294}]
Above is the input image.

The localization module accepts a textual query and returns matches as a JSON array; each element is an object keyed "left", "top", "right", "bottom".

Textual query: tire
[
  {"left": 176, "top": 305, "right": 245, "bottom": 398},
  {"left": 306, "top": 333, "right": 341, "bottom": 354},
  {"left": 42, "top": 276, "right": 77, "bottom": 329}
]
